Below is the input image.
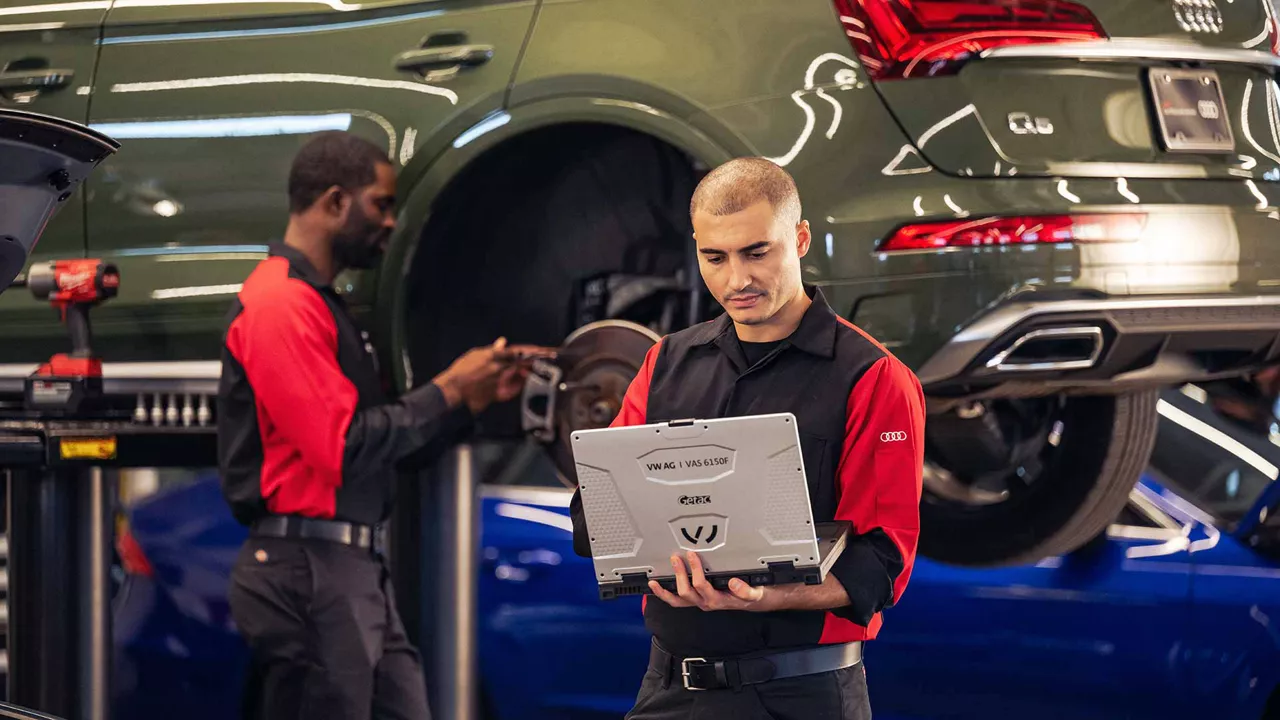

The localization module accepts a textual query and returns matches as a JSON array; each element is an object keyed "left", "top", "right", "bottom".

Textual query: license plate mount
[{"left": 1147, "top": 67, "right": 1234, "bottom": 154}]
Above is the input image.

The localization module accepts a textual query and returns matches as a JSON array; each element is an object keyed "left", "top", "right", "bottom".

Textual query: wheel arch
[{"left": 372, "top": 94, "right": 747, "bottom": 392}]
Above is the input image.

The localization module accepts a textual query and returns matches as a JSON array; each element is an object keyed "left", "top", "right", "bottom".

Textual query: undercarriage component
[
  {"left": 521, "top": 319, "right": 660, "bottom": 486},
  {"left": 569, "top": 271, "right": 700, "bottom": 339},
  {"left": 917, "top": 295, "right": 1280, "bottom": 399}
]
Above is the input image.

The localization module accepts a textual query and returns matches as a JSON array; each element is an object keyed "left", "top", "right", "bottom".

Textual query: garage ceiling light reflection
[
  {"left": 151, "top": 283, "right": 243, "bottom": 299},
  {"left": 112, "top": 0, "right": 363, "bottom": 11},
  {"left": 0, "top": 1, "right": 108, "bottom": 18},
  {"left": 0, "top": 0, "right": 364, "bottom": 16},
  {"left": 90, "top": 113, "right": 353, "bottom": 139},
  {"left": 109, "top": 73, "right": 459, "bottom": 104}
]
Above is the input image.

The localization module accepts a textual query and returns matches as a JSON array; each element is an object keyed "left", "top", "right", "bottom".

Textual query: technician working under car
[
  {"left": 570, "top": 157, "right": 926, "bottom": 719},
  {"left": 216, "top": 132, "right": 551, "bottom": 720}
]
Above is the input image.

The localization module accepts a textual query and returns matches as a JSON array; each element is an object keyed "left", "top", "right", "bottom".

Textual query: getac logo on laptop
[{"left": 679, "top": 495, "right": 711, "bottom": 505}]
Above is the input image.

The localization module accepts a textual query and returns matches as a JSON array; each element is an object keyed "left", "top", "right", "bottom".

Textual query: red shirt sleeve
[
  {"left": 828, "top": 355, "right": 926, "bottom": 621},
  {"left": 227, "top": 277, "right": 358, "bottom": 483}
]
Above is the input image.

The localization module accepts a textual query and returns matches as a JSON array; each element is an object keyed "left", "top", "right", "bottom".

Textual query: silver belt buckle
[{"left": 680, "top": 657, "right": 707, "bottom": 691}]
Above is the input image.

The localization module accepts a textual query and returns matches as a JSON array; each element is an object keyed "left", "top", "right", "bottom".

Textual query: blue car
[{"left": 111, "top": 384, "right": 1280, "bottom": 720}]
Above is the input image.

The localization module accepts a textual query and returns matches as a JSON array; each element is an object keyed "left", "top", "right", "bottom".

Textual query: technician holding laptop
[{"left": 569, "top": 157, "right": 926, "bottom": 719}]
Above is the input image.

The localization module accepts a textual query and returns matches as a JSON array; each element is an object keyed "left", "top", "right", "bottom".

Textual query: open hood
[{"left": 0, "top": 109, "right": 118, "bottom": 294}]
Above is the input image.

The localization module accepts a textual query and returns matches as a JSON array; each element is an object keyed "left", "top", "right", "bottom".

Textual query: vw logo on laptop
[
  {"left": 680, "top": 523, "right": 720, "bottom": 545},
  {"left": 1174, "top": 0, "right": 1224, "bottom": 34}
]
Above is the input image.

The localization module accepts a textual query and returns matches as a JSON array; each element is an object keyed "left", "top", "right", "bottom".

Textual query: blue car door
[
  {"left": 1182, "top": 520, "right": 1280, "bottom": 719},
  {"left": 869, "top": 480, "right": 1194, "bottom": 720},
  {"left": 1147, "top": 385, "right": 1280, "bottom": 719},
  {"left": 475, "top": 446, "right": 650, "bottom": 720}
]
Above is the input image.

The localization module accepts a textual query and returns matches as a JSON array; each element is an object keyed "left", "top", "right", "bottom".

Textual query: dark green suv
[{"left": 4, "top": 0, "right": 1280, "bottom": 566}]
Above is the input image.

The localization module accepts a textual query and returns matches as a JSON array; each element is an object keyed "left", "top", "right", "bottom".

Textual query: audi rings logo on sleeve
[{"left": 880, "top": 431, "right": 908, "bottom": 442}]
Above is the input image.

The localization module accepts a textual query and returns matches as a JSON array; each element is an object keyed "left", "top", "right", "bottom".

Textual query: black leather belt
[
  {"left": 649, "top": 640, "right": 863, "bottom": 692},
  {"left": 251, "top": 515, "right": 385, "bottom": 555}
]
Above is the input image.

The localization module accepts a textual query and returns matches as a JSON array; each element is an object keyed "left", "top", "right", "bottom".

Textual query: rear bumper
[{"left": 916, "top": 294, "right": 1280, "bottom": 395}]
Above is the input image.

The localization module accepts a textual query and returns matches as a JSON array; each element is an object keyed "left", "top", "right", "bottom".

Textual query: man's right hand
[{"left": 431, "top": 338, "right": 554, "bottom": 414}]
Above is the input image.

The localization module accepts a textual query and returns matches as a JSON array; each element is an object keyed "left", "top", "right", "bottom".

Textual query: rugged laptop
[{"left": 571, "top": 412, "right": 850, "bottom": 600}]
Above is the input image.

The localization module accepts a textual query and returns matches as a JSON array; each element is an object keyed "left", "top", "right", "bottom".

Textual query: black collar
[
  {"left": 269, "top": 242, "right": 329, "bottom": 289},
  {"left": 690, "top": 285, "right": 838, "bottom": 363}
]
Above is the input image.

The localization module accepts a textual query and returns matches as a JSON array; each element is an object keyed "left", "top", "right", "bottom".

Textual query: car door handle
[
  {"left": 394, "top": 44, "right": 492, "bottom": 81},
  {"left": 0, "top": 68, "right": 74, "bottom": 92}
]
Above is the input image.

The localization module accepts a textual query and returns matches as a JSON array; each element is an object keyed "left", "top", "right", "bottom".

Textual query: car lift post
[
  {"left": 5, "top": 457, "right": 114, "bottom": 720},
  {"left": 410, "top": 443, "right": 478, "bottom": 720},
  {"left": 438, "top": 443, "right": 478, "bottom": 720}
]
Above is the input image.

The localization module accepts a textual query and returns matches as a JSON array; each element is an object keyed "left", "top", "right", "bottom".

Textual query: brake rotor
[{"left": 521, "top": 319, "right": 660, "bottom": 487}]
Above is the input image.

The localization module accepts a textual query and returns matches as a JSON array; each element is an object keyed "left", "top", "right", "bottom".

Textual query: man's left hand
[{"left": 648, "top": 551, "right": 774, "bottom": 612}]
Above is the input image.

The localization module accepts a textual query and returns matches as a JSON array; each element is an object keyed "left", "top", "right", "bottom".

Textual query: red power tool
[{"left": 17, "top": 259, "right": 120, "bottom": 413}]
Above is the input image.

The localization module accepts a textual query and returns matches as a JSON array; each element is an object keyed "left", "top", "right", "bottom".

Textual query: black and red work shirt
[
  {"left": 570, "top": 285, "right": 926, "bottom": 658},
  {"left": 217, "top": 244, "right": 472, "bottom": 527}
]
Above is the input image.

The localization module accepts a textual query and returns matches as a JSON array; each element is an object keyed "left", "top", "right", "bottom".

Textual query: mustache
[{"left": 725, "top": 287, "right": 766, "bottom": 301}]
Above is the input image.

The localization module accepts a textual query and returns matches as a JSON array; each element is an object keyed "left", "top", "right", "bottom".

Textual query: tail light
[
  {"left": 833, "top": 0, "right": 1108, "bottom": 80},
  {"left": 878, "top": 214, "right": 1147, "bottom": 252},
  {"left": 1267, "top": 4, "right": 1280, "bottom": 56}
]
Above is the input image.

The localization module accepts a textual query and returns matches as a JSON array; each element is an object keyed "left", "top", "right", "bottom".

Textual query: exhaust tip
[{"left": 985, "top": 326, "right": 1103, "bottom": 372}]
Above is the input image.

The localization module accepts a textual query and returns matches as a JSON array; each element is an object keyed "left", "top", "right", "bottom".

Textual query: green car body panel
[
  {"left": 0, "top": 0, "right": 1274, "bottom": 366},
  {"left": 6, "top": 0, "right": 1280, "bottom": 564}
]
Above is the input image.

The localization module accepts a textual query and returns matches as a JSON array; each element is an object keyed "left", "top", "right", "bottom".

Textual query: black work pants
[
  {"left": 227, "top": 536, "right": 430, "bottom": 720},
  {"left": 625, "top": 644, "right": 872, "bottom": 720}
]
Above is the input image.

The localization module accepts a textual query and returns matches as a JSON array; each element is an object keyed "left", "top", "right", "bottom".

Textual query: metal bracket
[{"left": 520, "top": 358, "right": 562, "bottom": 443}]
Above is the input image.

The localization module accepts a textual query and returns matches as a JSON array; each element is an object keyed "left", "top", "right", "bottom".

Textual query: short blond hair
[{"left": 689, "top": 157, "right": 802, "bottom": 226}]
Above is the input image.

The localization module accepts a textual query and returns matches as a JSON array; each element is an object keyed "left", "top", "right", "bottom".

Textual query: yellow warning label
[{"left": 61, "top": 437, "right": 117, "bottom": 460}]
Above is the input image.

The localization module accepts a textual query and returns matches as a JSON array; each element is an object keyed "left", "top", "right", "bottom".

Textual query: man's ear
[
  {"left": 795, "top": 219, "right": 812, "bottom": 259},
  {"left": 320, "top": 185, "right": 351, "bottom": 219}
]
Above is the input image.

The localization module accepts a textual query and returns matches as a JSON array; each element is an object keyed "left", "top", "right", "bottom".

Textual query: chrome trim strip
[
  {"left": 984, "top": 326, "right": 1103, "bottom": 373},
  {"left": 917, "top": 295, "right": 1280, "bottom": 386},
  {"left": 0, "top": 360, "right": 221, "bottom": 395},
  {"left": 982, "top": 39, "right": 1280, "bottom": 69}
]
